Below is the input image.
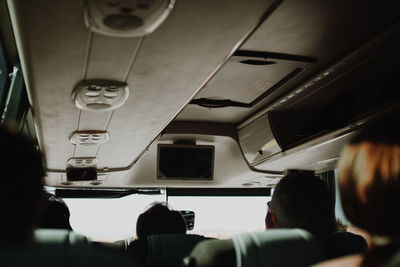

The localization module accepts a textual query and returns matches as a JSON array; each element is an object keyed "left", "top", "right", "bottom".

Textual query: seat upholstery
[
  {"left": 185, "top": 229, "right": 327, "bottom": 267},
  {"left": 147, "top": 233, "right": 207, "bottom": 267},
  {"left": 232, "top": 229, "right": 326, "bottom": 267},
  {"left": 34, "top": 228, "right": 89, "bottom": 246},
  {"left": 0, "top": 229, "right": 134, "bottom": 267},
  {"left": 185, "top": 229, "right": 368, "bottom": 267},
  {"left": 183, "top": 239, "right": 236, "bottom": 267}
]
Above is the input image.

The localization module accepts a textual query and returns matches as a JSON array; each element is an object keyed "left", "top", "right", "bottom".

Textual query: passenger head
[
  {"left": 36, "top": 191, "right": 72, "bottom": 230},
  {"left": 0, "top": 125, "right": 45, "bottom": 244},
  {"left": 337, "top": 111, "right": 400, "bottom": 237},
  {"left": 266, "top": 172, "right": 334, "bottom": 237},
  {"left": 136, "top": 202, "right": 187, "bottom": 239}
]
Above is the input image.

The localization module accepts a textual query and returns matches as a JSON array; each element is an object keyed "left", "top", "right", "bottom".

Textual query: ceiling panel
[
  {"left": 8, "top": 0, "right": 89, "bottom": 170},
  {"left": 177, "top": 56, "right": 312, "bottom": 122},
  {"left": 86, "top": 33, "right": 141, "bottom": 81},
  {"left": 242, "top": 0, "right": 400, "bottom": 62},
  {"left": 96, "top": 0, "right": 276, "bottom": 168},
  {"left": 175, "top": 0, "right": 400, "bottom": 124}
]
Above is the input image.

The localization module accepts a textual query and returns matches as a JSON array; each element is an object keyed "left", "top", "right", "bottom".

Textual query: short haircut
[
  {"left": 36, "top": 192, "right": 72, "bottom": 230},
  {"left": 136, "top": 202, "right": 187, "bottom": 239},
  {"left": 269, "top": 173, "right": 334, "bottom": 237},
  {"left": 338, "top": 110, "right": 400, "bottom": 236}
]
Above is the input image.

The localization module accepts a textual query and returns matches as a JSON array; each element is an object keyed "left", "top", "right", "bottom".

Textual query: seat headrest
[
  {"left": 147, "top": 234, "right": 207, "bottom": 267},
  {"left": 2, "top": 229, "right": 134, "bottom": 266},
  {"left": 34, "top": 228, "right": 89, "bottom": 246},
  {"left": 184, "top": 239, "right": 235, "bottom": 267},
  {"left": 232, "top": 229, "right": 326, "bottom": 267}
]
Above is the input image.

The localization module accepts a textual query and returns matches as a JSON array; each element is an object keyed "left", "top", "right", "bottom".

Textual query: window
[
  {"left": 0, "top": 42, "right": 9, "bottom": 117},
  {"left": 64, "top": 193, "right": 270, "bottom": 242},
  {"left": 64, "top": 194, "right": 165, "bottom": 242},
  {"left": 168, "top": 196, "right": 270, "bottom": 239}
]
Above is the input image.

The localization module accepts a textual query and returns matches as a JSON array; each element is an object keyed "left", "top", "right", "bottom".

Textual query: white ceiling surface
[
  {"left": 8, "top": 0, "right": 275, "bottom": 172},
  {"left": 177, "top": 57, "right": 311, "bottom": 122},
  {"left": 193, "top": 58, "right": 298, "bottom": 103},
  {"left": 242, "top": 0, "right": 398, "bottom": 58}
]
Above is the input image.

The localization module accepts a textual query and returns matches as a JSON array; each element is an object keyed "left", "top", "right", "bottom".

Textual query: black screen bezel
[{"left": 157, "top": 144, "right": 214, "bottom": 180}]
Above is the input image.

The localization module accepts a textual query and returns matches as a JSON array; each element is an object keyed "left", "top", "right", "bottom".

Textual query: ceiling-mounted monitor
[{"left": 157, "top": 144, "right": 214, "bottom": 180}]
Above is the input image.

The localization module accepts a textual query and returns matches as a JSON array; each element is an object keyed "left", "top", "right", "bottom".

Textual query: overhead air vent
[
  {"left": 70, "top": 131, "right": 110, "bottom": 146},
  {"left": 67, "top": 157, "right": 99, "bottom": 168},
  {"left": 239, "top": 59, "right": 276, "bottom": 66},
  {"left": 72, "top": 80, "right": 129, "bottom": 111},
  {"left": 84, "top": 0, "right": 175, "bottom": 37}
]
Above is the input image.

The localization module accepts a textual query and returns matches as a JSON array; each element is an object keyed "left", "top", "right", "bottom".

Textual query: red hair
[{"left": 338, "top": 141, "right": 400, "bottom": 236}]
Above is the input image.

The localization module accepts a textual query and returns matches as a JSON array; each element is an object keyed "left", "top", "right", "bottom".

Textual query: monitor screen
[{"left": 157, "top": 144, "right": 214, "bottom": 180}]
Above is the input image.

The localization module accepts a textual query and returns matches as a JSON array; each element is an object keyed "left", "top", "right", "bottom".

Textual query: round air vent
[
  {"left": 72, "top": 80, "right": 129, "bottom": 111},
  {"left": 70, "top": 131, "right": 110, "bottom": 146},
  {"left": 67, "top": 157, "right": 99, "bottom": 168},
  {"left": 84, "top": 0, "right": 175, "bottom": 37}
]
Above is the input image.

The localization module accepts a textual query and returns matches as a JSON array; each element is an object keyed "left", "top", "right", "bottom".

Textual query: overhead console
[
  {"left": 188, "top": 50, "right": 315, "bottom": 109},
  {"left": 238, "top": 22, "right": 400, "bottom": 171}
]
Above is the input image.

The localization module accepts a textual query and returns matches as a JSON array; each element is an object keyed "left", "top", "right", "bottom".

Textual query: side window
[
  {"left": 0, "top": 63, "right": 29, "bottom": 126},
  {"left": 0, "top": 39, "right": 37, "bottom": 143},
  {"left": 0, "top": 42, "right": 9, "bottom": 113}
]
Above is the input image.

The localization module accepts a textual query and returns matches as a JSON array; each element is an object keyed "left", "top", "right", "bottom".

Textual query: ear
[{"left": 265, "top": 210, "right": 277, "bottom": 230}]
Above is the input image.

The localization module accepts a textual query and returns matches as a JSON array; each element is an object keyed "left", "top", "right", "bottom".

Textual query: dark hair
[
  {"left": 0, "top": 125, "right": 45, "bottom": 243},
  {"left": 338, "top": 110, "right": 400, "bottom": 237},
  {"left": 136, "top": 202, "right": 187, "bottom": 239},
  {"left": 269, "top": 173, "right": 334, "bottom": 237},
  {"left": 36, "top": 192, "right": 72, "bottom": 230}
]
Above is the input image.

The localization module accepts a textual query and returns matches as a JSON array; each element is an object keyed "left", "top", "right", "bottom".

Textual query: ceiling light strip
[
  {"left": 82, "top": 30, "right": 93, "bottom": 80},
  {"left": 123, "top": 35, "right": 145, "bottom": 82},
  {"left": 96, "top": 110, "right": 114, "bottom": 158}
]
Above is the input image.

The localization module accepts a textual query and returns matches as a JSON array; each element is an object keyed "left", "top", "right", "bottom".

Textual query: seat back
[
  {"left": 232, "top": 229, "right": 326, "bottom": 267},
  {"left": 34, "top": 228, "right": 89, "bottom": 246},
  {"left": 147, "top": 234, "right": 207, "bottom": 267},
  {"left": 0, "top": 229, "right": 134, "bottom": 267},
  {"left": 185, "top": 229, "right": 326, "bottom": 267},
  {"left": 183, "top": 239, "right": 235, "bottom": 267}
]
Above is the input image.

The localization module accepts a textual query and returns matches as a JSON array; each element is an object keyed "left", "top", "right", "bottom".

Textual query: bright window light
[
  {"left": 64, "top": 194, "right": 270, "bottom": 242},
  {"left": 64, "top": 194, "right": 165, "bottom": 242},
  {"left": 168, "top": 196, "right": 271, "bottom": 239}
]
